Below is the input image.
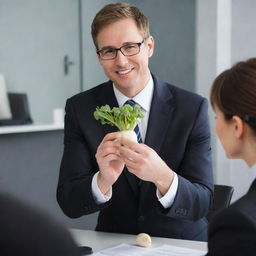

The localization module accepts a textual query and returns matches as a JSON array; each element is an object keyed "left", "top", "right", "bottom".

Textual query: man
[
  {"left": 57, "top": 2, "right": 213, "bottom": 241},
  {"left": 0, "top": 191, "right": 80, "bottom": 255}
]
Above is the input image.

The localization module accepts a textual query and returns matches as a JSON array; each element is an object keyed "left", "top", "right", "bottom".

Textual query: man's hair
[
  {"left": 91, "top": 2, "right": 150, "bottom": 49},
  {"left": 210, "top": 57, "right": 256, "bottom": 133}
]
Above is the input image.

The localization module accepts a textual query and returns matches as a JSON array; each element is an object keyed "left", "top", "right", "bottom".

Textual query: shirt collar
[
  {"left": 251, "top": 164, "right": 256, "bottom": 180},
  {"left": 113, "top": 74, "right": 154, "bottom": 112}
]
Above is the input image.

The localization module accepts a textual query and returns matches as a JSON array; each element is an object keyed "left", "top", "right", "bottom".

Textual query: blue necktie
[{"left": 124, "top": 99, "right": 143, "bottom": 143}]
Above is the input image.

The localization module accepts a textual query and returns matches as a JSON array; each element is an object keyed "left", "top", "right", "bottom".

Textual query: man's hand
[
  {"left": 119, "top": 137, "right": 174, "bottom": 196},
  {"left": 95, "top": 132, "right": 125, "bottom": 195}
]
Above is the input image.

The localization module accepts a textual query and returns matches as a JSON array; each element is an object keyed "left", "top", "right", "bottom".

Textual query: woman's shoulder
[{"left": 210, "top": 190, "right": 256, "bottom": 231}]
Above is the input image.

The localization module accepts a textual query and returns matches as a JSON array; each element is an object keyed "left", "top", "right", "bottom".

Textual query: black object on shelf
[
  {"left": 79, "top": 246, "right": 93, "bottom": 255},
  {"left": 0, "top": 93, "right": 33, "bottom": 126}
]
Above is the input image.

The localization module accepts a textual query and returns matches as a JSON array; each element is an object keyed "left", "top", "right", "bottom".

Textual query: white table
[{"left": 70, "top": 229, "right": 207, "bottom": 253}]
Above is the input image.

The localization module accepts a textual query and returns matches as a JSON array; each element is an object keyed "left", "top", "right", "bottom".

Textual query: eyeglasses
[{"left": 97, "top": 39, "right": 145, "bottom": 60}]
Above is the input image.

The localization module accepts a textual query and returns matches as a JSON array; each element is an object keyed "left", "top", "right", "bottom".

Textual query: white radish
[
  {"left": 136, "top": 233, "right": 152, "bottom": 247},
  {"left": 117, "top": 130, "right": 138, "bottom": 143}
]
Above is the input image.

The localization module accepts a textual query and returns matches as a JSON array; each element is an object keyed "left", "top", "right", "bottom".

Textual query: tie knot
[{"left": 125, "top": 99, "right": 138, "bottom": 107}]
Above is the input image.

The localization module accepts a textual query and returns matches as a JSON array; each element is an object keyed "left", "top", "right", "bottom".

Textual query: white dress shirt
[
  {"left": 251, "top": 164, "right": 256, "bottom": 180},
  {"left": 91, "top": 74, "right": 178, "bottom": 208}
]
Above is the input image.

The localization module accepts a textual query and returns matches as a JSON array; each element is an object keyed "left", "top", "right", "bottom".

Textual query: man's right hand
[{"left": 95, "top": 132, "right": 124, "bottom": 195}]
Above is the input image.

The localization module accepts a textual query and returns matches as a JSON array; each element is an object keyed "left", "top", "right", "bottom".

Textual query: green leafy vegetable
[{"left": 94, "top": 104, "right": 144, "bottom": 131}]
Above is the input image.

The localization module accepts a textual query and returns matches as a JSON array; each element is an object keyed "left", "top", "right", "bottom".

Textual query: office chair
[{"left": 207, "top": 184, "right": 234, "bottom": 222}]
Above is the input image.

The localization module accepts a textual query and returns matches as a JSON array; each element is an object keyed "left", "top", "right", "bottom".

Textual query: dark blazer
[
  {"left": 207, "top": 178, "right": 256, "bottom": 255},
  {"left": 0, "top": 191, "right": 80, "bottom": 256},
  {"left": 57, "top": 75, "right": 213, "bottom": 241}
]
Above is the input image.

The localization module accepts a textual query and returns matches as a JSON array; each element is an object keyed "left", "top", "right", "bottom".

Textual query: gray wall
[
  {"left": 0, "top": 131, "right": 98, "bottom": 230},
  {"left": 0, "top": 0, "right": 80, "bottom": 124},
  {"left": 132, "top": 0, "right": 196, "bottom": 91},
  {"left": 232, "top": 0, "right": 256, "bottom": 62}
]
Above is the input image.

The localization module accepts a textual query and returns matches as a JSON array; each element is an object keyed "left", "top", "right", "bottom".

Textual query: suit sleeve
[
  {"left": 166, "top": 98, "right": 213, "bottom": 220},
  {"left": 207, "top": 207, "right": 256, "bottom": 256},
  {"left": 56, "top": 98, "right": 110, "bottom": 218}
]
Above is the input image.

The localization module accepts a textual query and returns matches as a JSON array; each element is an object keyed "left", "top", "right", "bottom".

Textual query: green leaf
[{"left": 93, "top": 104, "right": 144, "bottom": 131}]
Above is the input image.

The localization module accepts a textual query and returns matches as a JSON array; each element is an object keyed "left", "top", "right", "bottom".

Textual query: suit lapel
[
  {"left": 145, "top": 76, "right": 174, "bottom": 154},
  {"left": 139, "top": 76, "right": 174, "bottom": 202}
]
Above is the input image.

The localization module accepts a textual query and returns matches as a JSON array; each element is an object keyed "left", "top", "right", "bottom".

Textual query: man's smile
[{"left": 116, "top": 68, "right": 134, "bottom": 75}]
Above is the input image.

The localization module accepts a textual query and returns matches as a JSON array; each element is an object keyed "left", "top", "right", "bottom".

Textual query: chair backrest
[{"left": 207, "top": 184, "right": 234, "bottom": 222}]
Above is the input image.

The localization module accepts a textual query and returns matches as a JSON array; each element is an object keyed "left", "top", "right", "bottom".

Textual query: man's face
[{"left": 96, "top": 18, "right": 154, "bottom": 98}]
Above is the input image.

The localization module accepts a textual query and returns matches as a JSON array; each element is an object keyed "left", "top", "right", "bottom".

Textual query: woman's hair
[
  {"left": 210, "top": 57, "right": 256, "bottom": 133},
  {"left": 91, "top": 2, "right": 150, "bottom": 49}
]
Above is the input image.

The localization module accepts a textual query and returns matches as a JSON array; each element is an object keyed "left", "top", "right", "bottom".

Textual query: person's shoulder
[
  {"left": 210, "top": 192, "right": 256, "bottom": 230},
  {"left": 0, "top": 191, "right": 80, "bottom": 256},
  {"left": 153, "top": 75, "right": 205, "bottom": 103},
  {"left": 230, "top": 187, "right": 256, "bottom": 221},
  {"left": 208, "top": 191, "right": 256, "bottom": 255},
  {"left": 68, "top": 80, "right": 112, "bottom": 103}
]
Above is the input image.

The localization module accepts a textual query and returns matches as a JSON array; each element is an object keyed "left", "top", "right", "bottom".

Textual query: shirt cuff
[
  {"left": 156, "top": 172, "right": 178, "bottom": 208},
  {"left": 91, "top": 172, "right": 112, "bottom": 204}
]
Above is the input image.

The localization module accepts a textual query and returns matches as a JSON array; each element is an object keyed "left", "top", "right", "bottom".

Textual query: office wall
[
  {"left": 132, "top": 0, "right": 196, "bottom": 91},
  {"left": 0, "top": 131, "right": 98, "bottom": 230},
  {"left": 0, "top": 0, "right": 80, "bottom": 124}
]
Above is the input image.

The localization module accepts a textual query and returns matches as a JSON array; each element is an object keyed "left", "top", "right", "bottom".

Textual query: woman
[{"left": 207, "top": 58, "right": 256, "bottom": 255}]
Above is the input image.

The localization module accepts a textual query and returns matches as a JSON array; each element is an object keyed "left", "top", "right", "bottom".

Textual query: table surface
[{"left": 70, "top": 229, "right": 207, "bottom": 253}]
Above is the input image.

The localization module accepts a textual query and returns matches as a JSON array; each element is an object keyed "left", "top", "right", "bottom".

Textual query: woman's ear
[{"left": 232, "top": 115, "right": 244, "bottom": 138}]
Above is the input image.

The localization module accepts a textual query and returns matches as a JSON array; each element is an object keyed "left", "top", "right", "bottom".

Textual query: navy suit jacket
[
  {"left": 207, "top": 178, "right": 256, "bottom": 255},
  {"left": 57, "top": 75, "right": 213, "bottom": 241}
]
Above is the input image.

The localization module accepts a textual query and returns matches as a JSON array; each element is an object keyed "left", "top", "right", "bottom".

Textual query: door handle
[{"left": 64, "top": 55, "right": 74, "bottom": 75}]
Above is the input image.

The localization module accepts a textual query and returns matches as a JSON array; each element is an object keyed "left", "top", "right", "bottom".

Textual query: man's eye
[
  {"left": 124, "top": 44, "right": 136, "bottom": 50},
  {"left": 103, "top": 48, "right": 115, "bottom": 54}
]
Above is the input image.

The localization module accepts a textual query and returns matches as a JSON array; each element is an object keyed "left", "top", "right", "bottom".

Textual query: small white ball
[{"left": 136, "top": 233, "right": 152, "bottom": 247}]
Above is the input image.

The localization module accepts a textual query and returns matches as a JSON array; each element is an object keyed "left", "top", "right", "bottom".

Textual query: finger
[
  {"left": 97, "top": 153, "right": 124, "bottom": 166},
  {"left": 125, "top": 164, "right": 141, "bottom": 178},
  {"left": 97, "top": 139, "right": 120, "bottom": 156},
  {"left": 120, "top": 136, "right": 138, "bottom": 148},
  {"left": 120, "top": 137, "right": 149, "bottom": 154},
  {"left": 104, "top": 153, "right": 123, "bottom": 162},
  {"left": 99, "top": 140, "right": 119, "bottom": 152},
  {"left": 102, "top": 132, "right": 120, "bottom": 143},
  {"left": 119, "top": 146, "right": 141, "bottom": 163}
]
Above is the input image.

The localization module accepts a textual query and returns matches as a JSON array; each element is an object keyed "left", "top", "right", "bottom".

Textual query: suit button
[
  {"left": 175, "top": 208, "right": 181, "bottom": 214},
  {"left": 175, "top": 208, "right": 187, "bottom": 215},
  {"left": 138, "top": 215, "right": 145, "bottom": 222}
]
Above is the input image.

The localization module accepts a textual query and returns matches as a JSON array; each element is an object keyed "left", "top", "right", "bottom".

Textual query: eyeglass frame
[{"left": 96, "top": 39, "right": 145, "bottom": 60}]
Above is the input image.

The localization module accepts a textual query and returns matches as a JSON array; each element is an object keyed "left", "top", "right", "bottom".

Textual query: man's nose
[{"left": 115, "top": 50, "right": 128, "bottom": 65}]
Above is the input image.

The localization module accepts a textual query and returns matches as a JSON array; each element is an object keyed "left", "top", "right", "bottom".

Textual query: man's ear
[
  {"left": 232, "top": 115, "right": 244, "bottom": 138},
  {"left": 146, "top": 36, "right": 154, "bottom": 58}
]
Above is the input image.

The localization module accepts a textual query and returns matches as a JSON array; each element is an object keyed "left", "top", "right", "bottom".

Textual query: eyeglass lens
[{"left": 99, "top": 41, "right": 143, "bottom": 60}]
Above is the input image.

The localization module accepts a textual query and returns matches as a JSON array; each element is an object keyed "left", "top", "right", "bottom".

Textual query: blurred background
[{"left": 0, "top": 0, "right": 255, "bottom": 230}]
